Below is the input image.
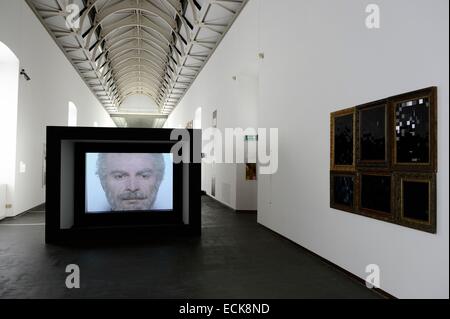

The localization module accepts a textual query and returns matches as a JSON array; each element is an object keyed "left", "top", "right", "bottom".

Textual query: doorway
[{"left": 0, "top": 41, "right": 20, "bottom": 220}]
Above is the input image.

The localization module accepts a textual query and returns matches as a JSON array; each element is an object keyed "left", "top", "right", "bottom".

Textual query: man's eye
[
  {"left": 141, "top": 174, "right": 151, "bottom": 179},
  {"left": 113, "top": 174, "right": 125, "bottom": 180}
]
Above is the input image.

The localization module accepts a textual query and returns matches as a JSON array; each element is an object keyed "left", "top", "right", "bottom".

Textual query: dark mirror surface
[
  {"left": 360, "top": 105, "right": 386, "bottom": 161},
  {"left": 403, "top": 180, "right": 429, "bottom": 222},
  {"left": 395, "top": 98, "right": 430, "bottom": 163},
  {"left": 333, "top": 175, "right": 354, "bottom": 207},
  {"left": 361, "top": 174, "right": 391, "bottom": 214},
  {"left": 334, "top": 114, "right": 353, "bottom": 165}
]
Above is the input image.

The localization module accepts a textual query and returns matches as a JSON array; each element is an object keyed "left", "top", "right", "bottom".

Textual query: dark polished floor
[{"left": 0, "top": 196, "right": 380, "bottom": 299}]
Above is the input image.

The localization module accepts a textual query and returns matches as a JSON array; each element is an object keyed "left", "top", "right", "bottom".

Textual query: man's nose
[{"left": 126, "top": 177, "right": 140, "bottom": 191}]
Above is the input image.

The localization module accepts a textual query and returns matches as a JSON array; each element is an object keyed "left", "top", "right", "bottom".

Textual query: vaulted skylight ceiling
[{"left": 26, "top": 0, "right": 248, "bottom": 127}]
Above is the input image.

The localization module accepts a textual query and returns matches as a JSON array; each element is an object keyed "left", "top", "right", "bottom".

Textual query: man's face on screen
[{"left": 101, "top": 153, "right": 161, "bottom": 211}]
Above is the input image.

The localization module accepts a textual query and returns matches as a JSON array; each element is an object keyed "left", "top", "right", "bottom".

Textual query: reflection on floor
[{"left": 0, "top": 197, "right": 380, "bottom": 299}]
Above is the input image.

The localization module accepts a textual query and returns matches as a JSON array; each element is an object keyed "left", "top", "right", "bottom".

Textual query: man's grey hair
[{"left": 96, "top": 153, "right": 166, "bottom": 187}]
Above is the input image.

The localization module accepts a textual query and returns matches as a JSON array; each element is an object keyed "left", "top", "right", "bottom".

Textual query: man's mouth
[
  {"left": 120, "top": 194, "right": 147, "bottom": 201},
  {"left": 123, "top": 198, "right": 146, "bottom": 203}
]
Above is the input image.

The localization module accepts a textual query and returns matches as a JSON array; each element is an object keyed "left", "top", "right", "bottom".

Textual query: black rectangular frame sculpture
[
  {"left": 330, "top": 172, "right": 357, "bottom": 213},
  {"left": 330, "top": 107, "right": 355, "bottom": 171},
  {"left": 390, "top": 87, "right": 437, "bottom": 172},
  {"left": 46, "top": 126, "right": 202, "bottom": 244},
  {"left": 395, "top": 172, "right": 436, "bottom": 233},
  {"left": 358, "top": 171, "right": 395, "bottom": 222},
  {"left": 356, "top": 99, "right": 390, "bottom": 168}
]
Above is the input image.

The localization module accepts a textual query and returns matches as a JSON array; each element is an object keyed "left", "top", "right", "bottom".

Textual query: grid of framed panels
[{"left": 330, "top": 87, "right": 437, "bottom": 233}]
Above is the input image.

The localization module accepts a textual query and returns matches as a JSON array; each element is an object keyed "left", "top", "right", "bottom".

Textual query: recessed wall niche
[{"left": 330, "top": 87, "right": 437, "bottom": 234}]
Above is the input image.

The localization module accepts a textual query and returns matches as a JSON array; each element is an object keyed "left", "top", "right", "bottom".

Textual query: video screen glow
[{"left": 85, "top": 153, "right": 173, "bottom": 213}]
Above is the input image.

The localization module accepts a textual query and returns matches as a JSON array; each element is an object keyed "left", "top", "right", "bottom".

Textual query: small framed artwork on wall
[
  {"left": 330, "top": 107, "right": 355, "bottom": 171},
  {"left": 395, "top": 172, "right": 436, "bottom": 233},
  {"left": 330, "top": 172, "right": 356, "bottom": 213},
  {"left": 356, "top": 100, "right": 390, "bottom": 168},
  {"left": 391, "top": 87, "right": 437, "bottom": 172},
  {"left": 245, "top": 163, "right": 257, "bottom": 181},
  {"left": 358, "top": 171, "right": 394, "bottom": 222}
]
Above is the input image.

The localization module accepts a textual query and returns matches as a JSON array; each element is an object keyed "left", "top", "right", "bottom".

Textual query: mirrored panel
[
  {"left": 331, "top": 108, "right": 355, "bottom": 171},
  {"left": 359, "top": 172, "right": 393, "bottom": 220},
  {"left": 330, "top": 172, "right": 356, "bottom": 212},
  {"left": 358, "top": 103, "right": 388, "bottom": 165},
  {"left": 395, "top": 98, "right": 429, "bottom": 163},
  {"left": 396, "top": 172, "right": 436, "bottom": 233},
  {"left": 392, "top": 87, "right": 437, "bottom": 172},
  {"left": 403, "top": 181, "right": 429, "bottom": 221},
  {"left": 334, "top": 115, "right": 353, "bottom": 165}
]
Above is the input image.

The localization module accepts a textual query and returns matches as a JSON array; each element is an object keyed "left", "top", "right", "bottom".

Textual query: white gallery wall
[
  {"left": 257, "top": 0, "right": 448, "bottom": 298},
  {"left": 164, "top": 0, "right": 449, "bottom": 298},
  {"left": 0, "top": 0, "right": 116, "bottom": 216},
  {"left": 164, "top": 1, "right": 259, "bottom": 210}
]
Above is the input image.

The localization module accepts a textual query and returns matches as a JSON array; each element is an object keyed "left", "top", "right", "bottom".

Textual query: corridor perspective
[{"left": 0, "top": 0, "right": 448, "bottom": 302}]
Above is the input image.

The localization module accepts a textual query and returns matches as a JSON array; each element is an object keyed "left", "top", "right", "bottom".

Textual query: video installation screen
[{"left": 85, "top": 153, "right": 173, "bottom": 213}]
